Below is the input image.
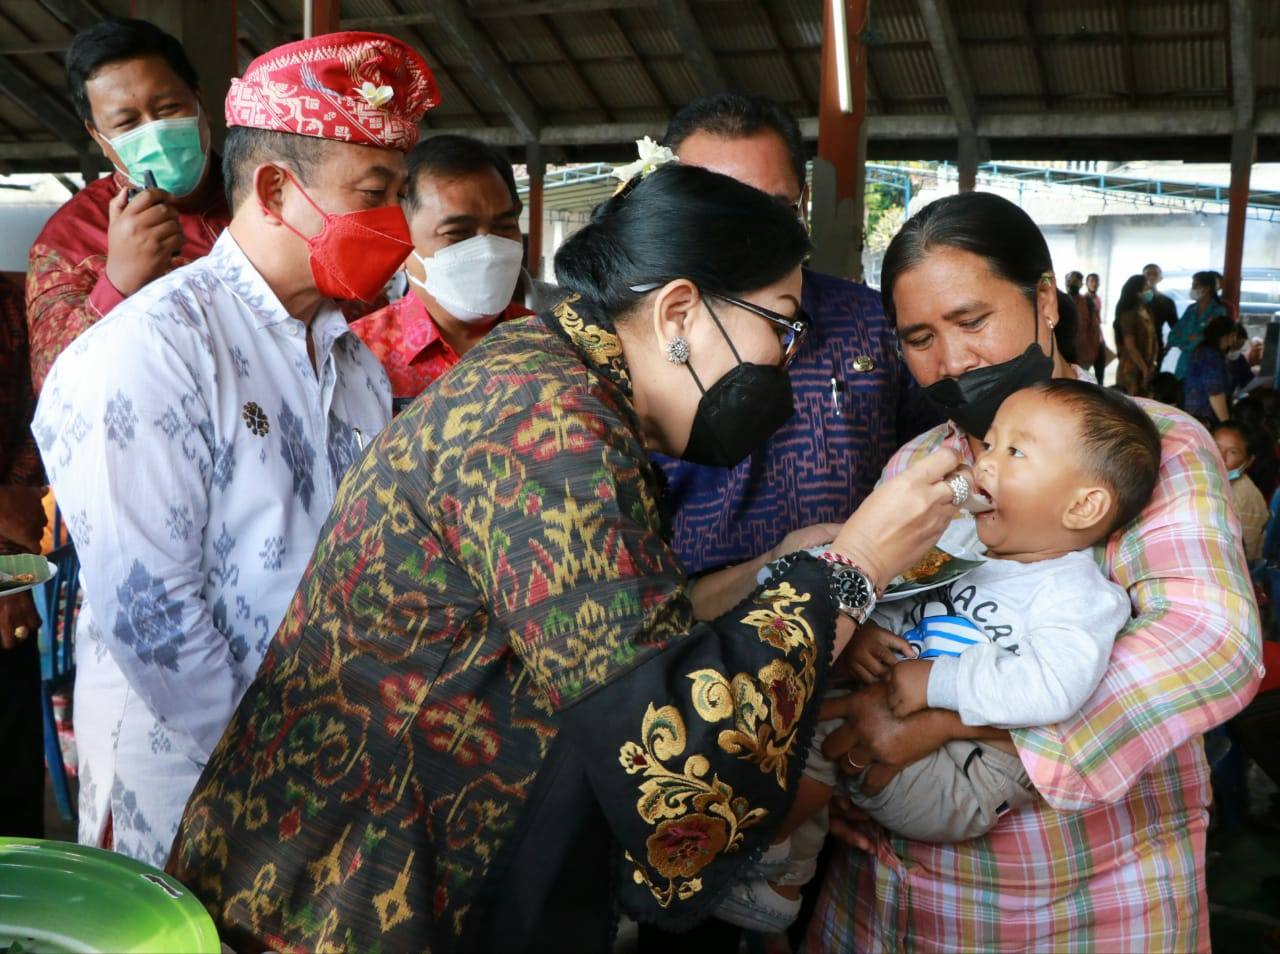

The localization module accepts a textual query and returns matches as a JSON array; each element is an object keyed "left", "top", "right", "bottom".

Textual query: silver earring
[{"left": 665, "top": 336, "right": 690, "bottom": 364}]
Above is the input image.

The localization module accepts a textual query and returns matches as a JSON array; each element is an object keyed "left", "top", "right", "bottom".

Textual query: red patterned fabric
[
  {"left": 226, "top": 31, "right": 439, "bottom": 150},
  {"left": 24, "top": 170, "right": 229, "bottom": 393},
  {"left": 351, "top": 292, "right": 532, "bottom": 399}
]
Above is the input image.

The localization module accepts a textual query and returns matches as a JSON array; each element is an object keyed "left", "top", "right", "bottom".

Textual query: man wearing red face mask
[{"left": 31, "top": 32, "right": 436, "bottom": 867}]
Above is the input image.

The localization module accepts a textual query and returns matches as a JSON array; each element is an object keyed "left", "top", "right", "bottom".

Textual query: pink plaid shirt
[{"left": 807, "top": 390, "right": 1263, "bottom": 952}]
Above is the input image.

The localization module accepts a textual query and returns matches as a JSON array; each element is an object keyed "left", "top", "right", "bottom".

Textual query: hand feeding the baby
[{"left": 950, "top": 473, "right": 994, "bottom": 513}]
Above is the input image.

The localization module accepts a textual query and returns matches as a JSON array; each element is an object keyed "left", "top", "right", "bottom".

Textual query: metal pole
[{"left": 1223, "top": 129, "right": 1255, "bottom": 311}]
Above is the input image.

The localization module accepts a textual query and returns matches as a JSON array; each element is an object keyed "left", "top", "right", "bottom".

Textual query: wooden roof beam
[
  {"left": 915, "top": 0, "right": 977, "bottom": 134},
  {"left": 540, "top": 15, "right": 615, "bottom": 122},
  {"left": 756, "top": 0, "right": 812, "bottom": 114},
  {"left": 35, "top": 0, "right": 103, "bottom": 32},
  {"left": 420, "top": 106, "right": 1280, "bottom": 147},
  {"left": 1020, "top": 0, "right": 1051, "bottom": 110},
  {"left": 305, "top": 0, "right": 655, "bottom": 31},
  {"left": 14, "top": 107, "right": 1280, "bottom": 161},
  {"left": 1117, "top": 0, "right": 1136, "bottom": 104},
  {"left": 0, "top": 57, "right": 88, "bottom": 148},
  {"left": 656, "top": 0, "right": 728, "bottom": 94},
  {"left": 429, "top": 0, "right": 542, "bottom": 141},
  {"left": 1229, "top": 0, "right": 1254, "bottom": 129},
  {"left": 865, "top": 49, "right": 889, "bottom": 113},
  {"left": 604, "top": 9, "right": 673, "bottom": 111},
  {"left": 377, "top": 0, "right": 489, "bottom": 128},
  {"left": 238, "top": 2, "right": 284, "bottom": 56}
]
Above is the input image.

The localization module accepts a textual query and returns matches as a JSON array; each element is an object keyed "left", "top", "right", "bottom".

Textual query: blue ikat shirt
[{"left": 657, "top": 268, "right": 933, "bottom": 573}]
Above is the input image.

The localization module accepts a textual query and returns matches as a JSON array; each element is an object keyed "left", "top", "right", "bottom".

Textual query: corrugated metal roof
[
  {"left": 870, "top": 0, "right": 928, "bottom": 44},
  {"left": 1044, "top": 42, "right": 1126, "bottom": 97},
  {"left": 0, "top": 0, "right": 1276, "bottom": 172},
  {"left": 967, "top": 46, "right": 1045, "bottom": 98},
  {"left": 875, "top": 46, "right": 942, "bottom": 102}
]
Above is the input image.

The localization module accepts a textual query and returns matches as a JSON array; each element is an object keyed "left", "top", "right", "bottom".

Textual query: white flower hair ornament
[
  {"left": 355, "top": 81, "right": 395, "bottom": 109},
  {"left": 611, "top": 136, "right": 678, "bottom": 195}
]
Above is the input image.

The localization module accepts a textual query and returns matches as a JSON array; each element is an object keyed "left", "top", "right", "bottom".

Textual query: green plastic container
[{"left": 0, "top": 838, "right": 220, "bottom": 953}]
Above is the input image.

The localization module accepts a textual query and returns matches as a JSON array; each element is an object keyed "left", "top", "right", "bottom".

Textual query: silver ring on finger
[
  {"left": 946, "top": 473, "right": 971, "bottom": 508},
  {"left": 846, "top": 752, "right": 867, "bottom": 770}
]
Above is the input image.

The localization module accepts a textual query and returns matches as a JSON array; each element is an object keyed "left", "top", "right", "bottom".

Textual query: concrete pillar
[
  {"left": 526, "top": 142, "right": 545, "bottom": 281},
  {"left": 131, "top": 0, "right": 238, "bottom": 152},
  {"left": 1222, "top": 128, "right": 1255, "bottom": 312},
  {"left": 812, "top": 0, "right": 868, "bottom": 280}
]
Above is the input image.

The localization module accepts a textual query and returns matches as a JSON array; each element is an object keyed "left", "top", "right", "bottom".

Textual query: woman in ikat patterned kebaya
[{"left": 169, "top": 164, "right": 963, "bottom": 951}]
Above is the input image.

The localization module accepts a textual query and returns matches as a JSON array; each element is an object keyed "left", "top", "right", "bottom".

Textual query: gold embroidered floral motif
[
  {"left": 553, "top": 295, "right": 631, "bottom": 389},
  {"left": 687, "top": 583, "right": 818, "bottom": 787},
  {"left": 739, "top": 582, "right": 813, "bottom": 652},
  {"left": 618, "top": 583, "right": 821, "bottom": 906},
  {"left": 619, "top": 703, "right": 767, "bottom": 907}
]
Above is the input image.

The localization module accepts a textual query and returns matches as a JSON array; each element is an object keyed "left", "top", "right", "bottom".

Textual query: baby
[{"left": 717, "top": 378, "right": 1162, "bottom": 933}]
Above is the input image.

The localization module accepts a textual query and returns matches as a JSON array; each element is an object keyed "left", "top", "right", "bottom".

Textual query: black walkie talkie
[{"left": 126, "top": 169, "right": 158, "bottom": 202}]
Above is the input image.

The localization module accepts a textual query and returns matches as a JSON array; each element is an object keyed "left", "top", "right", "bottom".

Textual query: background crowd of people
[{"left": 0, "top": 14, "right": 1275, "bottom": 954}]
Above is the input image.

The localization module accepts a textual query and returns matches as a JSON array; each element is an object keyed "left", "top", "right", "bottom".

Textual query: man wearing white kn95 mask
[{"left": 353, "top": 134, "right": 533, "bottom": 409}]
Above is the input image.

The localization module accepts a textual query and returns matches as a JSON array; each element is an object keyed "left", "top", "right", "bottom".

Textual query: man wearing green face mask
[{"left": 25, "top": 17, "right": 231, "bottom": 393}]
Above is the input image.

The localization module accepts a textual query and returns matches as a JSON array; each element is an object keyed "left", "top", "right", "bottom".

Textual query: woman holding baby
[{"left": 807, "top": 192, "right": 1262, "bottom": 952}]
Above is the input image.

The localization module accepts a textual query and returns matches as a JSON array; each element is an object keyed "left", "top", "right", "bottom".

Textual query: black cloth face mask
[
  {"left": 920, "top": 304, "right": 1055, "bottom": 437},
  {"left": 680, "top": 299, "right": 796, "bottom": 468}
]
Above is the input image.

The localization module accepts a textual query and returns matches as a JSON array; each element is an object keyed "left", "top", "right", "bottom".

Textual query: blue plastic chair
[{"left": 33, "top": 527, "right": 80, "bottom": 822}]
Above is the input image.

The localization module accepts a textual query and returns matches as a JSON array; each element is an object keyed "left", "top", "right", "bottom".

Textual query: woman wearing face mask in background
[
  {"left": 1113, "top": 273, "right": 1160, "bottom": 397},
  {"left": 169, "top": 163, "right": 968, "bottom": 952},
  {"left": 808, "top": 191, "right": 1260, "bottom": 954},
  {"left": 1168, "top": 269, "right": 1230, "bottom": 379}
]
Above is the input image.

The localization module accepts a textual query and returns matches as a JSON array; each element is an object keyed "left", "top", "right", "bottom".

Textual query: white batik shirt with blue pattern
[{"left": 33, "top": 230, "right": 391, "bottom": 866}]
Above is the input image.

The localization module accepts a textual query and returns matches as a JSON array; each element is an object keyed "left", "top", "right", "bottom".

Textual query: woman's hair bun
[{"left": 554, "top": 163, "right": 810, "bottom": 316}]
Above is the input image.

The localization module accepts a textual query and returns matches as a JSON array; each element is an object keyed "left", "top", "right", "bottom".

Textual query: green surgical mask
[{"left": 105, "top": 104, "right": 208, "bottom": 197}]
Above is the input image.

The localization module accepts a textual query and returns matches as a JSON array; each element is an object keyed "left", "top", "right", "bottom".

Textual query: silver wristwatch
[{"left": 818, "top": 550, "right": 877, "bottom": 623}]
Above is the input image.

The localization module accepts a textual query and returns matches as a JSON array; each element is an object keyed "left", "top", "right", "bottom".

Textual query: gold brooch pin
[{"left": 853, "top": 355, "right": 875, "bottom": 372}]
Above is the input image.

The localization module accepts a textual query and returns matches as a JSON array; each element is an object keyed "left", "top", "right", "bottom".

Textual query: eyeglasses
[
  {"left": 629, "top": 283, "right": 812, "bottom": 367},
  {"left": 708, "top": 292, "right": 811, "bottom": 368}
]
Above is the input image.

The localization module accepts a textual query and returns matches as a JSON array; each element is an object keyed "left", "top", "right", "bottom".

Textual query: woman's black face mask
[
  {"left": 679, "top": 298, "right": 796, "bottom": 468},
  {"left": 919, "top": 302, "right": 1056, "bottom": 437}
]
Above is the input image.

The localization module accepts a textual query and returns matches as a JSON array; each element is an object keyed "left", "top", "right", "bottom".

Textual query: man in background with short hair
[
  {"left": 353, "top": 134, "right": 532, "bottom": 406},
  {"left": 656, "top": 91, "right": 926, "bottom": 575},
  {"left": 1143, "top": 262, "right": 1179, "bottom": 344},
  {"left": 33, "top": 31, "right": 434, "bottom": 864},
  {"left": 1066, "top": 270, "right": 1103, "bottom": 381},
  {"left": 26, "top": 17, "right": 229, "bottom": 391}
]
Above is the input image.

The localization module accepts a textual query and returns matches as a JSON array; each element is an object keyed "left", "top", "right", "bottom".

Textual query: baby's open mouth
[{"left": 967, "top": 481, "right": 995, "bottom": 514}]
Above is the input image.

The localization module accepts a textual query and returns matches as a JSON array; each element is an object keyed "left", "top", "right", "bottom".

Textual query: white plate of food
[{"left": 879, "top": 546, "right": 984, "bottom": 602}]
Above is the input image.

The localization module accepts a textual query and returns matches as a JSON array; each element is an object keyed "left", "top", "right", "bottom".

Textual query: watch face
[{"left": 835, "top": 566, "right": 872, "bottom": 610}]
